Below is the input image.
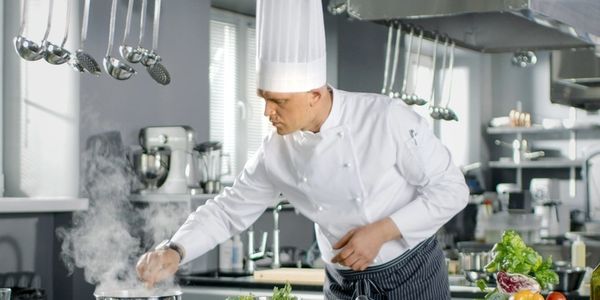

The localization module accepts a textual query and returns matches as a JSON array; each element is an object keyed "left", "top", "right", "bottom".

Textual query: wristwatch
[{"left": 155, "top": 240, "right": 185, "bottom": 262}]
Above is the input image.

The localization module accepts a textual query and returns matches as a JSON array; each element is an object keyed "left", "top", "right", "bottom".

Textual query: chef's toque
[{"left": 256, "top": 0, "right": 327, "bottom": 93}]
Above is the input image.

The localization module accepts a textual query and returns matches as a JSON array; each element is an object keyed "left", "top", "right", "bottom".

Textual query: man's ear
[{"left": 309, "top": 88, "right": 323, "bottom": 107}]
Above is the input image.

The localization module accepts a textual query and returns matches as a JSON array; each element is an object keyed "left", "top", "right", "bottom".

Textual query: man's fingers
[
  {"left": 331, "top": 247, "right": 354, "bottom": 263},
  {"left": 333, "top": 230, "right": 355, "bottom": 250}
]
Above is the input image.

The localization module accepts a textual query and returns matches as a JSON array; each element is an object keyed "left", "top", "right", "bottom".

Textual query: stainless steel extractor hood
[
  {"left": 551, "top": 47, "right": 600, "bottom": 110},
  {"left": 344, "top": 0, "right": 600, "bottom": 53}
]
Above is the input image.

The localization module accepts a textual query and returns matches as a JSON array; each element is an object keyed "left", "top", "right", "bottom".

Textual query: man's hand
[
  {"left": 136, "top": 249, "right": 180, "bottom": 287},
  {"left": 331, "top": 218, "right": 401, "bottom": 271}
]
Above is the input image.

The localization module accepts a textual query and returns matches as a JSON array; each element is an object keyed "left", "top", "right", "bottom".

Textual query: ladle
[
  {"left": 14, "top": 0, "right": 45, "bottom": 61},
  {"left": 146, "top": 0, "right": 171, "bottom": 85},
  {"left": 430, "top": 37, "right": 448, "bottom": 120},
  {"left": 441, "top": 42, "right": 458, "bottom": 121},
  {"left": 75, "top": 0, "right": 101, "bottom": 75},
  {"left": 400, "top": 27, "right": 414, "bottom": 105},
  {"left": 380, "top": 23, "right": 393, "bottom": 95},
  {"left": 386, "top": 23, "right": 401, "bottom": 99},
  {"left": 44, "top": 0, "right": 72, "bottom": 65},
  {"left": 120, "top": 0, "right": 144, "bottom": 63},
  {"left": 425, "top": 35, "right": 439, "bottom": 115},
  {"left": 409, "top": 30, "right": 426, "bottom": 106},
  {"left": 103, "top": 0, "right": 136, "bottom": 80}
]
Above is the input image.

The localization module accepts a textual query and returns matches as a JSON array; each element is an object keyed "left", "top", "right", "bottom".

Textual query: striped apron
[{"left": 323, "top": 236, "right": 450, "bottom": 300}]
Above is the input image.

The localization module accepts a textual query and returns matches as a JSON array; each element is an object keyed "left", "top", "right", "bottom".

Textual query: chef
[{"left": 136, "top": 0, "right": 468, "bottom": 298}]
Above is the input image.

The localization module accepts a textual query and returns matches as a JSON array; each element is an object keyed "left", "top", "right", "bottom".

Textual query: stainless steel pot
[
  {"left": 458, "top": 251, "right": 492, "bottom": 283},
  {"left": 458, "top": 251, "right": 491, "bottom": 271},
  {"left": 94, "top": 288, "right": 181, "bottom": 300}
]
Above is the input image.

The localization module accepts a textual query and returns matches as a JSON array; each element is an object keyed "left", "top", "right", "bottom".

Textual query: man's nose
[{"left": 264, "top": 102, "right": 275, "bottom": 117}]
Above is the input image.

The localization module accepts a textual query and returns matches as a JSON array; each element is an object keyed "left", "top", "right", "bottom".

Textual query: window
[
  {"left": 407, "top": 44, "right": 470, "bottom": 167},
  {"left": 209, "top": 9, "right": 271, "bottom": 182}
]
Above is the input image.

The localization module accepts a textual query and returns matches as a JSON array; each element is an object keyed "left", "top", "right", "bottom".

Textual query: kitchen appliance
[
  {"left": 530, "top": 178, "right": 567, "bottom": 237},
  {"left": 195, "top": 141, "right": 229, "bottom": 194},
  {"left": 131, "top": 126, "right": 199, "bottom": 202},
  {"left": 339, "top": 0, "right": 600, "bottom": 53},
  {"left": 551, "top": 47, "right": 600, "bottom": 111}
]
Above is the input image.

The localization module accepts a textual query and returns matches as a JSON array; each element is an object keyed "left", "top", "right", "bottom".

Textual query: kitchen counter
[
  {"left": 0, "top": 197, "right": 89, "bottom": 213},
  {"left": 178, "top": 273, "right": 590, "bottom": 300}
]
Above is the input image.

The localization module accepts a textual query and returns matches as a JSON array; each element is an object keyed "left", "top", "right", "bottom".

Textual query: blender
[{"left": 195, "top": 141, "right": 229, "bottom": 194}]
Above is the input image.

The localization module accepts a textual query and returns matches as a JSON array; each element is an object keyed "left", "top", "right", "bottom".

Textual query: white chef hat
[{"left": 256, "top": 0, "right": 327, "bottom": 93}]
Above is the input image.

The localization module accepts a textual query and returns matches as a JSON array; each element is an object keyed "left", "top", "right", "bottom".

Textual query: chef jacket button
[
  {"left": 337, "top": 131, "right": 344, "bottom": 138},
  {"left": 317, "top": 206, "right": 324, "bottom": 211},
  {"left": 343, "top": 162, "right": 352, "bottom": 168},
  {"left": 373, "top": 258, "right": 378, "bottom": 263},
  {"left": 354, "top": 197, "right": 362, "bottom": 203},
  {"left": 301, "top": 176, "right": 308, "bottom": 183}
]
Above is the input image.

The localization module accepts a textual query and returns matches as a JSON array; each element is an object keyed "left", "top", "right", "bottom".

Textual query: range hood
[
  {"left": 551, "top": 48, "right": 600, "bottom": 110},
  {"left": 344, "top": 0, "right": 600, "bottom": 53}
]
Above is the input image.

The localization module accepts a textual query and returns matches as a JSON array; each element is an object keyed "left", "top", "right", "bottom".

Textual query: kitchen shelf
[
  {"left": 486, "top": 125, "right": 600, "bottom": 135},
  {"left": 0, "top": 197, "right": 89, "bottom": 213},
  {"left": 488, "top": 159, "right": 584, "bottom": 169}
]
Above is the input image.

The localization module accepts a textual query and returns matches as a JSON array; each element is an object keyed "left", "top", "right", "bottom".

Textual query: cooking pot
[
  {"left": 94, "top": 288, "right": 181, "bottom": 300},
  {"left": 458, "top": 251, "right": 493, "bottom": 283}
]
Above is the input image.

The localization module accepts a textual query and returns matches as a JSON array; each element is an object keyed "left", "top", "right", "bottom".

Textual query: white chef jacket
[{"left": 171, "top": 87, "right": 469, "bottom": 267}]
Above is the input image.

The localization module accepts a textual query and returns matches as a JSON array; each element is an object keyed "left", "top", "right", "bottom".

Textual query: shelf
[
  {"left": 0, "top": 197, "right": 89, "bottom": 213},
  {"left": 486, "top": 125, "right": 600, "bottom": 135},
  {"left": 489, "top": 159, "right": 584, "bottom": 169}
]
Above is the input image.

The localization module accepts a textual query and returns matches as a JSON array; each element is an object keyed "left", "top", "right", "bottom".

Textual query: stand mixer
[{"left": 131, "top": 126, "right": 199, "bottom": 202}]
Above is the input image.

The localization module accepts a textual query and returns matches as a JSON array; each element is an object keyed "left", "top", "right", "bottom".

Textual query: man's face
[{"left": 258, "top": 90, "right": 314, "bottom": 135}]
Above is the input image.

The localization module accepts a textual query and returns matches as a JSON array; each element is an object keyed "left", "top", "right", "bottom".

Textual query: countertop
[
  {"left": 178, "top": 273, "right": 590, "bottom": 299},
  {"left": 0, "top": 197, "right": 89, "bottom": 213}
]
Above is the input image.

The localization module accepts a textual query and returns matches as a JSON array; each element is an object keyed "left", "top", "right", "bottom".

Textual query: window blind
[{"left": 210, "top": 9, "right": 271, "bottom": 180}]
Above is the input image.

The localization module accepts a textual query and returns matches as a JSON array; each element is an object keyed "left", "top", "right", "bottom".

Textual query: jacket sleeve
[
  {"left": 170, "top": 142, "right": 279, "bottom": 264},
  {"left": 387, "top": 104, "right": 469, "bottom": 247}
]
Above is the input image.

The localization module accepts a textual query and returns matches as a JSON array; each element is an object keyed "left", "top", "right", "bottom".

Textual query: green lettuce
[{"left": 484, "top": 230, "right": 559, "bottom": 290}]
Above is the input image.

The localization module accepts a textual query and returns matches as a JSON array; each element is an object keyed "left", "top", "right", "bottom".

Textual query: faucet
[
  {"left": 245, "top": 225, "right": 268, "bottom": 274},
  {"left": 271, "top": 200, "right": 292, "bottom": 269}
]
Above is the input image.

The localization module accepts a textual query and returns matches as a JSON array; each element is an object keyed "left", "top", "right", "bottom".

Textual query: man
[{"left": 136, "top": 0, "right": 469, "bottom": 298}]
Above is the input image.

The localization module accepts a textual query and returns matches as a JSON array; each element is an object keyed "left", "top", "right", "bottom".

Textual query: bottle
[
  {"left": 592, "top": 263, "right": 600, "bottom": 300},
  {"left": 231, "top": 234, "right": 244, "bottom": 272},
  {"left": 571, "top": 235, "right": 586, "bottom": 268},
  {"left": 219, "top": 238, "right": 233, "bottom": 272}
]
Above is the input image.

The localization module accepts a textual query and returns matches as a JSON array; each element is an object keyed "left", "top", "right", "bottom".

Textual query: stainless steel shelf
[
  {"left": 489, "top": 159, "right": 584, "bottom": 169},
  {"left": 486, "top": 125, "right": 600, "bottom": 135}
]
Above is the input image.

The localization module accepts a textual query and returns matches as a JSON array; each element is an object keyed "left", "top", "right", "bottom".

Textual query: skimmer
[
  {"left": 145, "top": 0, "right": 171, "bottom": 85},
  {"left": 75, "top": 0, "right": 101, "bottom": 75}
]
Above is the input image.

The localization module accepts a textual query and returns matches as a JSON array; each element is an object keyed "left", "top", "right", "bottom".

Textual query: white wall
[
  {"left": 3, "top": 0, "right": 79, "bottom": 197},
  {"left": 79, "top": 0, "right": 211, "bottom": 149}
]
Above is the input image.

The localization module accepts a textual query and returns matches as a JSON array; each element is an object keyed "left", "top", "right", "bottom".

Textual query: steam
[{"left": 56, "top": 131, "right": 188, "bottom": 294}]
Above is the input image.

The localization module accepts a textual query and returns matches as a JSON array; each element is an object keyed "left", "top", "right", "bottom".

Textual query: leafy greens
[{"left": 484, "top": 230, "right": 558, "bottom": 290}]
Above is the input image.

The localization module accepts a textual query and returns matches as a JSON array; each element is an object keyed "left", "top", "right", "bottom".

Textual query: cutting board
[{"left": 253, "top": 268, "right": 325, "bottom": 285}]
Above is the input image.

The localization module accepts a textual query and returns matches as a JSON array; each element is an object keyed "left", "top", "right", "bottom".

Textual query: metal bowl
[
  {"left": 132, "top": 148, "right": 170, "bottom": 190},
  {"left": 550, "top": 267, "right": 586, "bottom": 292}
]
